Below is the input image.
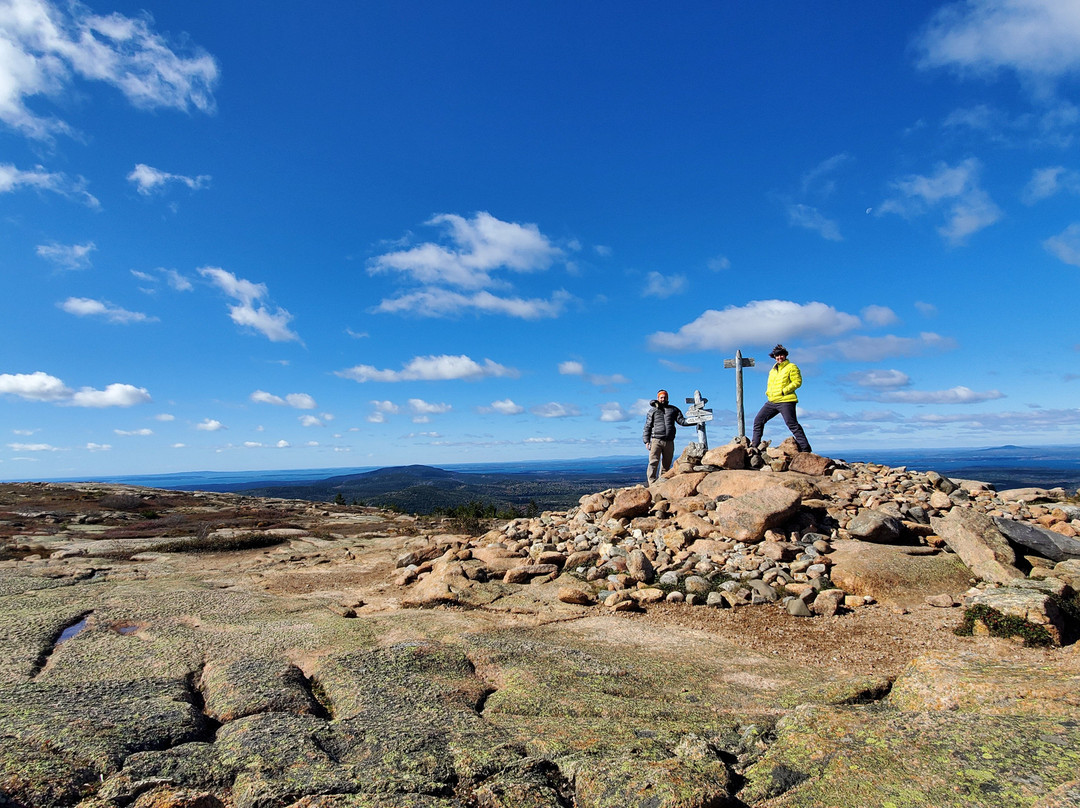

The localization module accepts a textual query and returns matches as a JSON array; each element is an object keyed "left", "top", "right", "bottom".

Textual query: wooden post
[{"left": 723, "top": 350, "right": 756, "bottom": 438}]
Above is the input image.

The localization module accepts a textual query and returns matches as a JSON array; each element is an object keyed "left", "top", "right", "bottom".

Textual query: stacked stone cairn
[{"left": 395, "top": 437, "right": 1080, "bottom": 641}]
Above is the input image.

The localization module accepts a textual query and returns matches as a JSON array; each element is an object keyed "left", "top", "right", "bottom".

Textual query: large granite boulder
[
  {"left": 710, "top": 485, "right": 801, "bottom": 543},
  {"left": 846, "top": 508, "right": 904, "bottom": 544},
  {"left": 930, "top": 509, "right": 1026, "bottom": 584},
  {"left": 827, "top": 541, "right": 972, "bottom": 609},
  {"left": 994, "top": 516, "right": 1080, "bottom": 562}
]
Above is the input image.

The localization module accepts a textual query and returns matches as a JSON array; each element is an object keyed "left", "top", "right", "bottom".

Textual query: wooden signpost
[
  {"left": 723, "top": 349, "right": 755, "bottom": 438},
  {"left": 683, "top": 389, "right": 713, "bottom": 450}
]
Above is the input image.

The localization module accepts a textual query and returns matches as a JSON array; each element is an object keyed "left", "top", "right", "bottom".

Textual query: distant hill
[{"left": 237, "top": 462, "right": 642, "bottom": 514}]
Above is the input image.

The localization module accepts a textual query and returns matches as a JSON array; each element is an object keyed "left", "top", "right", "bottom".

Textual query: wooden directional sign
[
  {"left": 683, "top": 389, "right": 713, "bottom": 425},
  {"left": 723, "top": 357, "right": 755, "bottom": 368}
]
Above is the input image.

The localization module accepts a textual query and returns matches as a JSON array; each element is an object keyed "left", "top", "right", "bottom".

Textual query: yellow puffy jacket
[{"left": 766, "top": 360, "right": 802, "bottom": 403}]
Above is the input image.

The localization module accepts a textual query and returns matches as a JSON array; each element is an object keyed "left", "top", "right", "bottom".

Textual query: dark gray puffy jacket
[{"left": 642, "top": 401, "right": 688, "bottom": 443}]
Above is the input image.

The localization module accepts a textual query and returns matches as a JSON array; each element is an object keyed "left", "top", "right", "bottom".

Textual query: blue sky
[{"left": 3, "top": 0, "right": 1080, "bottom": 479}]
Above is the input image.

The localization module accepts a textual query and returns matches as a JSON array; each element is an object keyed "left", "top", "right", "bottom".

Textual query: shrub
[{"left": 954, "top": 604, "right": 1053, "bottom": 647}]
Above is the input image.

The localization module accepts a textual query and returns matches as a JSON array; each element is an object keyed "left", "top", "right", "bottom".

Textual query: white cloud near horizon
[
  {"left": 114, "top": 428, "right": 152, "bottom": 436},
  {"left": 0, "top": 0, "right": 218, "bottom": 140},
  {"left": 915, "top": 0, "right": 1080, "bottom": 91},
  {"left": 0, "top": 163, "right": 98, "bottom": 206},
  {"left": 199, "top": 267, "right": 300, "bottom": 343},
  {"left": 337, "top": 354, "right": 518, "bottom": 383},
  {"left": 878, "top": 158, "right": 1002, "bottom": 244},
  {"left": 0, "top": 371, "right": 150, "bottom": 407},
  {"left": 599, "top": 402, "right": 632, "bottom": 422},
  {"left": 127, "top": 164, "right": 210, "bottom": 196},
  {"left": 846, "top": 385, "right": 1005, "bottom": 404},
  {"left": 195, "top": 418, "right": 224, "bottom": 431},
  {"left": 36, "top": 241, "right": 95, "bottom": 270},
  {"left": 59, "top": 296, "right": 156, "bottom": 324},
  {"left": 648, "top": 300, "right": 861, "bottom": 352},
  {"left": 250, "top": 390, "right": 317, "bottom": 409},
  {"left": 7, "top": 442, "right": 59, "bottom": 451},
  {"left": 408, "top": 398, "right": 451, "bottom": 415}
]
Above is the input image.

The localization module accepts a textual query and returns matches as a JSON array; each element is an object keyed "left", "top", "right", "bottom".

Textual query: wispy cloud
[
  {"left": 530, "top": 402, "right": 582, "bottom": 418},
  {"left": 114, "top": 428, "right": 152, "bottom": 436},
  {"left": 366, "top": 400, "right": 399, "bottom": 423},
  {"left": 1043, "top": 222, "right": 1080, "bottom": 267},
  {"left": 915, "top": 0, "right": 1080, "bottom": 93},
  {"left": 642, "top": 271, "right": 687, "bottom": 298},
  {"left": 337, "top": 354, "right": 518, "bottom": 383},
  {"left": 132, "top": 268, "right": 193, "bottom": 292},
  {"left": 805, "top": 332, "right": 958, "bottom": 362},
  {"left": 860, "top": 305, "right": 899, "bottom": 327},
  {"left": 649, "top": 299, "right": 861, "bottom": 352},
  {"left": 878, "top": 158, "right": 1002, "bottom": 244},
  {"left": 558, "top": 360, "right": 629, "bottom": 387},
  {"left": 199, "top": 267, "right": 300, "bottom": 343},
  {"left": 847, "top": 386, "right": 1005, "bottom": 404},
  {"left": 250, "top": 390, "right": 317, "bottom": 409},
  {"left": 375, "top": 288, "right": 573, "bottom": 319},
  {"left": 0, "top": 0, "right": 218, "bottom": 140},
  {"left": 58, "top": 297, "right": 156, "bottom": 324},
  {"left": 786, "top": 203, "right": 842, "bottom": 241},
  {"left": 36, "top": 241, "right": 95, "bottom": 270},
  {"left": 480, "top": 398, "right": 524, "bottom": 415},
  {"left": 844, "top": 369, "right": 911, "bottom": 389},
  {"left": 0, "top": 163, "right": 98, "bottom": 207},
  {"left": 1022, "top": 166, "right": 1080, "bottom": 204},
  {"left": 0, "top": 371, "right": 150, "bottom": 407},
  {"left": 599, "top": 402, "right": 632, "bottom": 422},
  {"left": 127, "top": 164, "right": 211, "bottom": 196}
]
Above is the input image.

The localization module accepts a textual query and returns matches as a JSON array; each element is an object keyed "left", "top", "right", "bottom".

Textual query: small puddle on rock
[{"left": 55, "top": 617, "right": 88, "bottom": 644}]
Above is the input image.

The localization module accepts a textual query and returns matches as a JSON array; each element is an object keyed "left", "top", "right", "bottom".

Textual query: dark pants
[{"left": 752, "top": 401, "right": 811, "bottom": 453}]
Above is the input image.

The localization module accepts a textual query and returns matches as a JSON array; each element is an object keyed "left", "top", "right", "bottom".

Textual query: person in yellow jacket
[{"left": 751, "top": 344, "right": 812, "bottom": 453}]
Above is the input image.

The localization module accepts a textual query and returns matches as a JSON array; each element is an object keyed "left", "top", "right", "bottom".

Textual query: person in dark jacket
[{"left": 642, "top": 389, "right": 690, "bottom": 484}]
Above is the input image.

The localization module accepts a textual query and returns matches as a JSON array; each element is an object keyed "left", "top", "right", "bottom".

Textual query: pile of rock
[{"left": 394, "top": 438, "right": 1080, "bottom": 641}]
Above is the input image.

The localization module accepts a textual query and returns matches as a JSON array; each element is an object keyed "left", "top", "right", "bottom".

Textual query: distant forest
[{"left": 236, "top": 463, "right": 642, "bottom": 515}]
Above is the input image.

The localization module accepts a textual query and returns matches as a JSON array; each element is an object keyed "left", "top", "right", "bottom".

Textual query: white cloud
[
  {"left": 643, "top": 271, "right": 687, "bottom": 298},
  {"left": 250, "top": 390, "right": 317, "bottom": 409},
  {"left": 915, "top": 0, "right": 1080, "bottom": 89},
  {"left": 8, "top": 442, "right": 58, "bottom": 451},
  {"left": 878, "top": 158, "right": 1002, "bottom": 244},
  {"left": 171, "top": 442, "right": 186, "bottom": 449},
  {"left": 243, "top": 441, "right": 263, "bottom": 448},
  {"left": 805, "top": 332, "right": 959, "bottom": 362},
  {"left": 482, "top": 398, "right": 524, "bottom": 415},
  {"left": 36, "top": 241, "right": 94, "bottom": 270},
  {"left": 787, "top": 203, "right": 842, "bottom": 241},
  {"left": 845, "top": 369, "right": 911, "bottom": 389},
  {"left": 1044, "top": 222, "right": 1080, "bottom": 266},
  {"left": 800, "top": 153, "right": 851, "bottom": 196},
  {"left": 860, "top": 305, "right": 899, "bottom": 327},
  {"left": 707, "top": 255, "right": 731, "bottom": 272},
  {"left": 199, "top": 267, "right": 300, "bottom": 343},
  {"left": 127, "top": 164, "right": 210, "bottom": 195},
  {"left": 196, "top": 418, "right": 224, "bottom": 431},
  {"left": 114, "top": 428, "right": 152, "bottom": 436},
  {"left": 337, "top": 354, "right": 518, "bottom": 383},
  {"left": 70, "top": 383, "right": 151, "bottom": 407},
  {"left": 85, "top": 442, "right": 110, "bottom": 451},
  {"left": 0, "top": 163, "right": 98, "bottom": 206},
  {"left": 276, "top": 439, "right": 290, "bottom": 448},
  {"left": 649, "top": 300, "right": 860, "bottom": 353},
  {"left": 599, "top": 402, "right": 632, "bottom": 422},
  {"left": 0, "top": 0, "right": 218, "bottom": 140},
  {"left": 558, "top": 360, "right": 629, "bottom": 387},
  {"left": 915, "top": 301, "right": 938, "bottom": 317},
  {"left": 370, "top": 211, "right": 564, "bottom": 290},
  {"left": 367, "top": 400, "right": 398, "bottom": 423},
  {"left": 1022, "top": 166, "right": 1080, "bottom": 204},
  {"left": 408, "top": 398, "right": 451, "bottom": 416},
  {"left": 530, "top": 402, "right": 582, "bottom": 418},
  {"left": 852, "top": 386, "right": 1006, "bottom": 404},
  {"left": 132, "top": 268, "right": 193, "bottom": 292},
  {"left": 154, "top": 413, "right": 175, "bottom": 421},
  {"left": 59, "top": 297, "right": 155, "bottom": 324},
  {"left": 0, "top": 371, "right": 150, "bottom": 407},
  {"left": 299, "top": 415, "right": 326, "bottom": 427},
  {"left": 375, "top": 287, "right": 573, "bottom": 320}
]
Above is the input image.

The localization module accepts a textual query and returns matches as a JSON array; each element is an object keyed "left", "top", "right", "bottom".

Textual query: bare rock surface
[{"left": 1, "top": 460, "right": 1079, "bottom": 808}]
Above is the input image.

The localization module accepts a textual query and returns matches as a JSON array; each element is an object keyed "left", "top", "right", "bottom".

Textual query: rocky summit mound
[{"left": 1, "top": 441, "right": 1080, "bottom": 808}]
